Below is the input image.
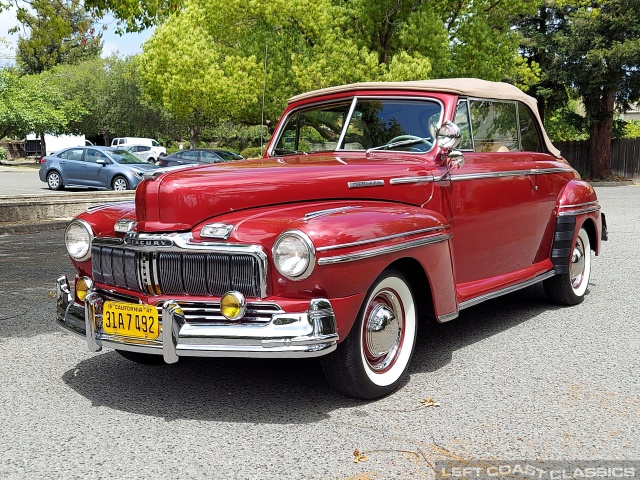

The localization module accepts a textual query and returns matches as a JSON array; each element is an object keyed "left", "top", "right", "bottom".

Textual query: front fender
[{"left": 193, "top": 200, "right": 458, "bottom": 328}]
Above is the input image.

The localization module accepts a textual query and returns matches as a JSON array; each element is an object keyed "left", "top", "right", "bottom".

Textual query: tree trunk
[
  {"left": 39, "top": 132, "right": 46, "bottom": 158},
  {"left": 588, "top": 87, "right": 615, "bottom": 180},
  {"left": 189, "top": 127, "right": 199, "bottom": 148}
]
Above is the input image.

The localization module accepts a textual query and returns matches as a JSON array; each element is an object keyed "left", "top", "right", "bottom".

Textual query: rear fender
[{"left": 556, "top": 180, "right": 604, "bottom": 256}]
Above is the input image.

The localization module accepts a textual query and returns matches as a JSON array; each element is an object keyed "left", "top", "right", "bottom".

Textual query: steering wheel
[{"left": 388, "top": 134, "right": 432, "bottom": 152}]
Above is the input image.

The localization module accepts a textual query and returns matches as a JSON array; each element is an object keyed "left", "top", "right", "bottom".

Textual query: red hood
[{"left": 135, "top": 153, "right": 439, "bottom": 231}]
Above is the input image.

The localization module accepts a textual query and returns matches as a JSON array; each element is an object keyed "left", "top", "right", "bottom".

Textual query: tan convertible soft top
[{"left": 288, "top": 78, "right": 561, "bottom": 158}]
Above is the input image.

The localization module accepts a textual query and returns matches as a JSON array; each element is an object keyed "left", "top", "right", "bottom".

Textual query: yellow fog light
[
  {"left": 220, "top": 291, "right": 246, "bottom": 321},
  {"left": 75, "top": 276, "right": 94, "bottom": 302}
]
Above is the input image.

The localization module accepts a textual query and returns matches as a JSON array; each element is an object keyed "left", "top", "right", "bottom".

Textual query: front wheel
[
  {"left": 321, "top": 269, "right": 417, "bottom": 399},
  {"left": 112, "top": 176, "right": 130, "bottom": 191},
  {"left": 544, "top": 226, "right": 592, "bottom": 305}
]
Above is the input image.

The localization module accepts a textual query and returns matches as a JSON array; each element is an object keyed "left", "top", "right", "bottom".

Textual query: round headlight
[
  {"left": 65, "top": 220, "right": 94, "bottom": 261},
  {"left": 272, "top": 230, "right": 315, "bottom": 280}
]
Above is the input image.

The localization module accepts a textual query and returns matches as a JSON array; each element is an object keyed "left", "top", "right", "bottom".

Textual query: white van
[{"left": 111, "top": 137, "right": 166, "bottom": 159}]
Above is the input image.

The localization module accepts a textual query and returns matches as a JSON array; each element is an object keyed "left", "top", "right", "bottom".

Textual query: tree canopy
[{"left": 137, "top": 0, "right": 539, "bottom": 145}]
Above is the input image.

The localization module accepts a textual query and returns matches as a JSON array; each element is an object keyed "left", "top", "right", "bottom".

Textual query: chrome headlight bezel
[
  {"left": 272, "top": 230, "right": 316, "bottom": 281},
  {"left": 65, "top": 219, "right": 94, "bottom": 262}
]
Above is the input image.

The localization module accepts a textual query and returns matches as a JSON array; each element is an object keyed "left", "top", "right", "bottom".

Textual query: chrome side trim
[
  {"left": 452, "top": 167, "right": 574, "bottom": 182},
  {"left": 459, "top": 270, "right": 556, "bottom": 310},
  {"left": 437, "top": 311, "right": 459, "bottom": 323},
  {"left": 532, "top": 167, "right": 575, "bottom": 175},
  {"left": 317, "top": 225, "right": 447, "bottom": 252},
  {"left": 304, "top": 206, "right": 361, "bottom": 221},
  {"left": 452, "top": 170, "right": 531, "bottom": 181},
  {"left": 318, "top": 233, "right": 451, "bottom": 265},
  {"left": 348, "top": 180, "right": 385, "bottom": 188},
  {"left": 560, "top": 201, "right": 599, "bottom": 209},
  {"left": 390, "top": 175, "right": 443, "bottom": 185},
  {"left": 86, "top": 200, "right": 133, "bottom": 214},
  {"left": 559, "top": 206, "right": 601, "bottom": 216}
]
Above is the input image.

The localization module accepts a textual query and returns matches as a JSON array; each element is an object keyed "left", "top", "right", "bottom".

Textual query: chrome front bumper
[{"left": 55, "top": 276, "right": 339, "bottom": 362}]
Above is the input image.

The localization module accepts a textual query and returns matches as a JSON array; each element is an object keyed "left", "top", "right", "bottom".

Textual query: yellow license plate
[{"left": 102, "top": 301, "right": 159, "bottom": 340}]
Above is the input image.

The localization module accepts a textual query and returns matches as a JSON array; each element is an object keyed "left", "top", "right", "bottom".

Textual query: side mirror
[
  {"left": 436, "top": 120, "right": 462, "bottom": 150},
  {"left": 436, "top": 121, "right": 465, "bottom": 170},
  {"left": 96, "top": 159, "right": 106, "bottom": 166}
]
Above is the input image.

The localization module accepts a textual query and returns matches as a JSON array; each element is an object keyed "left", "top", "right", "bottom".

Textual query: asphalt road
[
  {"left": 0, "top": 186, "right": 638, "bottom": 479},
  {"left": 0, "top": 166, "right": 47, "bottom": 195}
]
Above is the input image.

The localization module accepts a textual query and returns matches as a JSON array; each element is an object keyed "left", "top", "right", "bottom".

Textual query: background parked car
[
  {"left": 39, "top": 146, "right": 161, "bottom": 191},
  {"left": 121, "top": 145, "right": 159, "bottom": 164},
  {"left": 156, "top": 148, "right": 241, "bottom": 167},
  {"left": 110, "top": 137, "right": 166, "bottom": 160}
]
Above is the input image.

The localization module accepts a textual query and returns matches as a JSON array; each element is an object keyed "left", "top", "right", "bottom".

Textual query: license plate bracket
[{"left": 102, "top": 301, "right": 160, "bottom": 340}]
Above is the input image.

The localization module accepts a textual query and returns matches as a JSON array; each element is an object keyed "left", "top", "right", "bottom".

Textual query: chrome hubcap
[
  {"left": 114, "top": 180, "right": 126, "bottom": 190},
  {"left": 363, "top": 290, "right": 403, "bottom": 372},
  {"left": 570, "top": 236, "right": 586, "bottom": 289},
  {"left": 49, "top": 174, "right": 59, "bottom": 187}
]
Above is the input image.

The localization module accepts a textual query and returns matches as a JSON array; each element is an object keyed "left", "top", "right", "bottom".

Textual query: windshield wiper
[
  {"left": 273, "top": 148, "right": 309, "bottom": 156},
  {"left": 365, "top": 138, "right": 430, "bottom": 156}
]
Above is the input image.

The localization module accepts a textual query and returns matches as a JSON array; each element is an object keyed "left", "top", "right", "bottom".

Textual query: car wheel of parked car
[
  {"left": 544, "top": 226, "right": 591, "bottom": 305},
  {"left": 116, "top": 350, "right": 165, "bottom": 365},
  {"left": 46, "top": 171, "right": 64, "bottom": 190},
  {"left": 321, "top": 269, "right": 417, "bottom": 399},
  {"left": 112, "top": 176, "right": 129, "bottom": 191},
  {"left": 147, "top": 157, "right": 156, "bottom": 164}
]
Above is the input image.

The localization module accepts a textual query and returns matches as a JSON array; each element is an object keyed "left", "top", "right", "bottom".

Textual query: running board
[{"left": 437, "top": 270, "right": 556, "bottom": 322}]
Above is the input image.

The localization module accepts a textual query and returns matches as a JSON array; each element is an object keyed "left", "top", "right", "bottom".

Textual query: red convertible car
[{"left": 56, "top": 78, "right": 607, "bottom": 399}]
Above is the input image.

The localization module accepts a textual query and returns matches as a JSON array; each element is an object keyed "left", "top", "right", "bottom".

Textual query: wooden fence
[{"left": 555, "top": 139, "right": 640, "bottom": 180}]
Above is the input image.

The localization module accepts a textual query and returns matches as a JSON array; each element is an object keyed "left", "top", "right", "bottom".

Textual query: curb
[
  {"left": 590, "top": 181, "right": 637, "bottom": 187},
  {"left": 0, "top": 219, "right": 70, "bottom": 235}
]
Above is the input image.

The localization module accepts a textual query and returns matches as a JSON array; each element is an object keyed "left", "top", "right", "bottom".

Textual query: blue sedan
[{"left": 39, "top": 146, "right": 162, "bottom": 191}]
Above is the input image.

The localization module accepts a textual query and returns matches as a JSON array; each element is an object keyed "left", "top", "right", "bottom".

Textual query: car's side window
[
  {"left": 182, "top": 150, "right": 199, "bottom": 160},
  {"left": 454, "top": 101, "right": 473, "bottom": 150},
  {"left": 469, "top": 100, "right": 518, "bottom": 153},
  {"left": 62, "top": 148, "right": 84, "bottom": 161},
  {"left": 518, "top": 103, "right": 542, "bottom": 152},
  {"left": 86, "top": 149, "right": 107, "bottom": 164},
  {"left": 201, "top": 151, "right": 223, "bottom": 162},
  {"left": 141, "top": 146, "right": 151, "bottom": 152}
]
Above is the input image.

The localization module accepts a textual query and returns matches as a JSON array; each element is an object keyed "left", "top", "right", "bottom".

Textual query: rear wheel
[
  {"left": 116, "top": 350, "right": 164, "bottom": 365},
  {"left": 544, "top": 226, "right": 591, "bottom": 305},
  {"left": 46, "top": 171, "right": 64, "bottom": 190},
  {"left": 112, "top": 176, "right": 129, "bottom": 191},
  {"left": 147, "top": 157, "right": 156, "bottom": 164},
  {"left": 321, "top": 269, "right": 417, "bottom": 399}
]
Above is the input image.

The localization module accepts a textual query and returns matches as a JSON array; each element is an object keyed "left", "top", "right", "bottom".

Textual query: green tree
[
  {"left": 139, "top": 0, "right": 539, "bottom": 140},
  {"left": 12, "top": 0, "right": 102, "bottom": 75},
  {"left": 49, "top": 56, "right": 174, "bottom": 145},
  {"left": 0, "top": 68, "right": 84, "bottom": 140},
  {"left": 519, "top": 0, "right": 640, "bottom": 179}
]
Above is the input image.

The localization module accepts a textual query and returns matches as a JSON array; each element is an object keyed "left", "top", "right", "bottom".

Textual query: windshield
[
  {"left": 272, "top": 98, "right": 442, "bottom": 155},
  {"left": 110, "top": 150, "right": 148, "bottom": 164}
]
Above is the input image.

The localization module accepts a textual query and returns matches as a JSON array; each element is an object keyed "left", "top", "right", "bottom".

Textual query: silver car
[
  {"left": 39, "top": 146, "right": 161, "bottom": 191},
  {"left": 121, "top": 144, "right": 162, "bottom": 164}
]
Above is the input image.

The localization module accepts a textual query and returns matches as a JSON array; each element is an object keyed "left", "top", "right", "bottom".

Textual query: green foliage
[
  {"left": 49, "top": 56, "right": 175, "bottom": 143},
  {"left": 13, "top": 0, "right": 102, "bottom": 74},
  {"left": 0, "top": 146, "right": 7, "bottom": 160},
  {"left": 0, "top": 68, "right": 84, "bottom": 140},
  {"left": 621, "top": 120, "right": 640, "bottom": 139},
  {"left": 139, "top": 0, "right": 541, "bottom": 136},
  {"left": 240, "top": 146, "right": 264, "bottom": 159}
]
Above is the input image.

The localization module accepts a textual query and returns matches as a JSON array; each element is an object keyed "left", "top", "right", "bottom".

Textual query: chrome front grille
[{"left": 92, "top": 244, "right": 263, "bottom": 298}]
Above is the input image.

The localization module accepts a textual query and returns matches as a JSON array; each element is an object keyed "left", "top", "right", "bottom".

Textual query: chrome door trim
[{"left": 459, "top": 270, "right": 556, "bottom": 310}]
